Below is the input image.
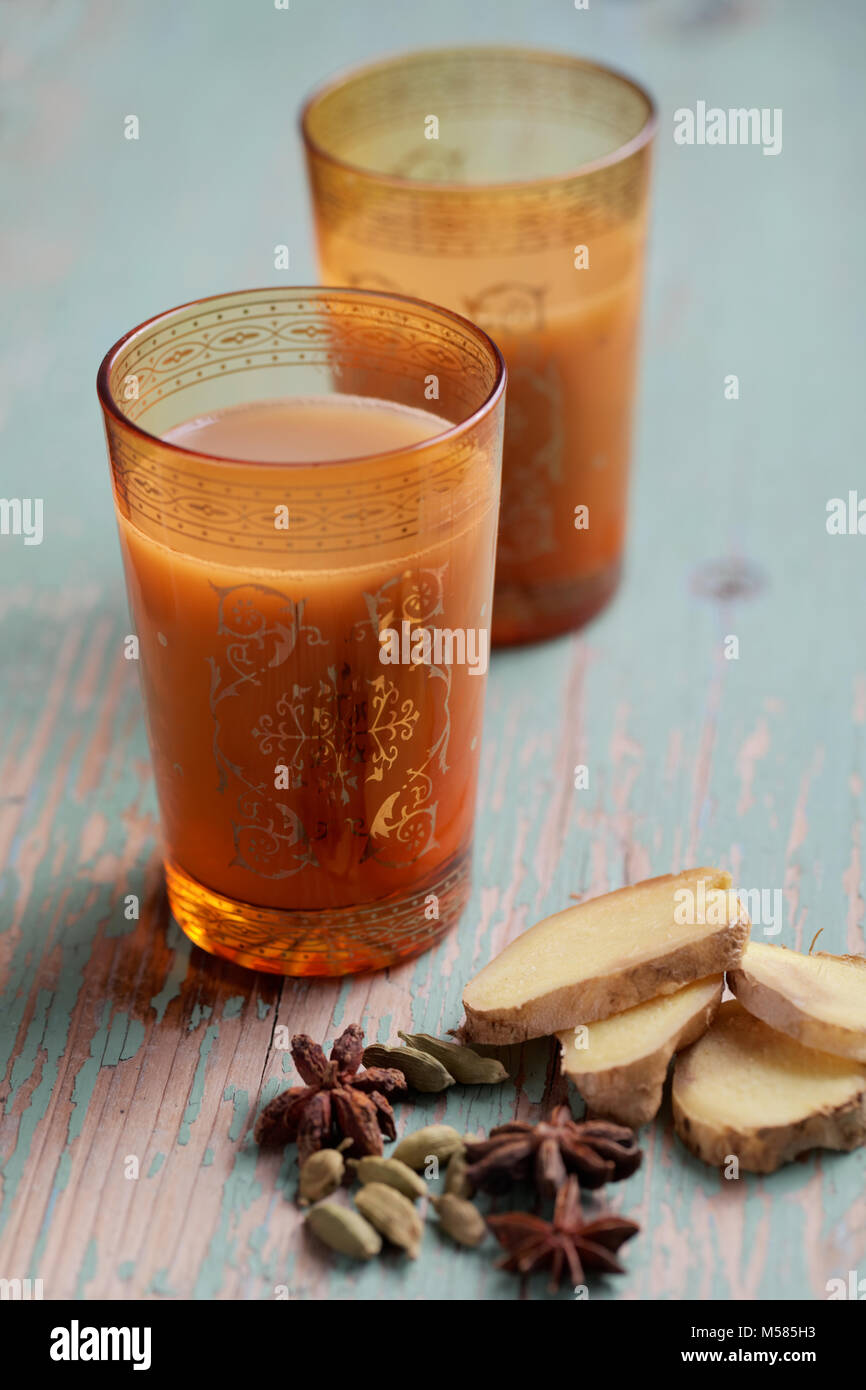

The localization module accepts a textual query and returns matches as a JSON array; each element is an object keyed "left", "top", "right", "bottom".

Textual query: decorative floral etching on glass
[{"left": 208, "top": 568, "right": 452, "bottom": 880}]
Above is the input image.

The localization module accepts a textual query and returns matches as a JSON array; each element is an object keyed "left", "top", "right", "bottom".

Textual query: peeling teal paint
[
  {"left": 202, "top": 1148, "right": 214, "bottom": 1166},
  {"left": 68, "top": 1009, "right": 110, "bottom": 1143},
  {"left": 256, "top": 999, "right": 272, "bottom": 1021},
  {"left": 261, "top": 1076, "right": 285, "bottom": 1108},
  {"left": 102, "top": 1011, "right": 134, "bottom": 1068},
  {"left": 147, "top": 1268, "right": 178, "bottom": 1297},
  {"left": 374, "top": 1013, "right": 394, "bottom": 1044},
  {"left": 332, "top": 985, "right": 352, "bottom": 1029},
  {"left": 74, "top": 1237, "right": 98, "bottom": 1299},
  {"left": 193, "top": 1142, "right": 263, "bottom": 1299},
  {"left": 150, "top": 923, "right": 190, "bottom": 1023},
  {"left": 276, "top": 1144, "right": 296, "bottom": 1201},
  {"left": 31, "top": 1151, "right": 74, "bottom": 1277},
  {"left": 120, "top": 1020, "right": 145, "bottom": 1061},
  {"left": 147, "top": 1152, "right": 165, "bottom": 1178},
  {"left": 1, "top": 901, "right": 114, "bottom": 1234},
  {"left": 188, "top": 1002, "right": 212, "bottom": 1030},
  {"left": 0, "top": 923, "right": 32, "bottom": 1082},
  {"left": 246, "top": 1224, "right": 269, "bottom": 1281},
  {"left": 223, "top": 995, "right": 245, "bottom": 1019},
  {"left": 178, "top": 1024, "right": 218, "bottom": 1145},
  {"left": 56, "top": 1151, "right": 72, "bottom": 1190},
  {"left": 229, "top": 1089, "right": 249, "bottom": 1142},
  {"left": 118, "top": 1261, "right": 135, "bottom": 1281},
  {"left": 8, "top": 988, "right": 52, "bottom": 1094}
]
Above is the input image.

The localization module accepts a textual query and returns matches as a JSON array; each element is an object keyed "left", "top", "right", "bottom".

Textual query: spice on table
[
  {"left": 487, "top": 1176, "right": 640, "bottom": 1291},
  {"left": 392, "top": 1124, "right": 464, "bottom": 1172},
  {"left": 433, "top": 1194, "right": 487, "bottom": 1247},
  {"left": 355, "top": 1182, "right": 424, "bottom": 1258},
  {"left": 444, "top": 1148, "right": 472, "bottom": 1199},
  {"left": 362, "top": 1042, "right": 455, "bottom": 1093},
  {"left": 298, "top": 1148, "right": 345, "bottom": 1205},
  {"left": 349, "top": 1155, "right": 428, "bottom": 1200},
  {"left": 397, "top": 1031, "right": 509, "bottom": 1085},
  {"left": 254, "top": 1023, "right": 406, "bottom": 1161},
  {"left": 464, "top": 1103, "right": 641, "bottom": 1198},
  {"left": 305, "top": 1201, "right": 382, "bottom": 1260}
]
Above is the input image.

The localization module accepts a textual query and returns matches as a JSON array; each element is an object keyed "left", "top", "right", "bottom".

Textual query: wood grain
[{"left": 1, "top": 0, "right": 864, "bottom": 1300}]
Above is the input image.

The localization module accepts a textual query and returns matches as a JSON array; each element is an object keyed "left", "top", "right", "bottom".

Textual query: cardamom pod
[
  {"left": 392, "top": 1124, "right": 464, "bottom": 1172},
  {"left": 298, "top": 1148, "right": 345, "bottom": 1206},
  {"left": 354, "top": 1182, "right": 424, "bottom": 1258},
  {"left": 434, "top": 1193, "right": 487, "bottom": 1248},
  {"left": 444, "top": 1149, "right": 473, "bottom": 1199},
  {"left": 305, "top": 1201, "right": 382, "bottom": 1260},
  {"left": 398, "top": 1031, "right": 508, "bottom": 1085},
  {"left": 362, "top": 1042, "right": 455, "bottom": 1093},
  {"left": 349, "top": 1155, "right": 428, "bottom": 1200}
]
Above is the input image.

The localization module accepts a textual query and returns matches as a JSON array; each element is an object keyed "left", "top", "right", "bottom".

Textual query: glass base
[
  {"left": 165, "top": 853, "right": 471, "bottom": 976},
  {"left": 492, "top": 558, "right": 622, "bottom": 646}
]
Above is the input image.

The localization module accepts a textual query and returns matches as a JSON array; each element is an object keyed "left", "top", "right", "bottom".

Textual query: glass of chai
[
  {"left": 302, "top": 47, "right": 656, "bottom": 645},
  {"left": 98, "top": 287, "right": 505, "bottom": 975}
]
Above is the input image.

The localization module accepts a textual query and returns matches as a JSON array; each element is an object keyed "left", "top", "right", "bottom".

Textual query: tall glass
[
  {"left": 98, "top": 287, "right": 505, "bottom": 975},
  {"left": 302, "top": 47, "right": 656, "bottom": 644}
]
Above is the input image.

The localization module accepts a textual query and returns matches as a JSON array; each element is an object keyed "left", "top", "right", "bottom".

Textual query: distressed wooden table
[{"left": 2, "top": 0, "right": 864, "bottom": 1301}]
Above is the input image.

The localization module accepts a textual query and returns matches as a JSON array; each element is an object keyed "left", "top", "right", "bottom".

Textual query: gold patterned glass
[
  {"left": 97, "top": 287, "right": 505, "bottom": 975},
  {"left": 302, "top": 46, "right": 656, "bottom": 644}
]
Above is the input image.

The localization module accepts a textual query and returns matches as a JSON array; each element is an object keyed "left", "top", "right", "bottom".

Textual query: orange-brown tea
[
  {"left": 99, "top": 288, "right": 505, "bottom": 975},
  {"left": 302, "top": 47, "right": 656, "bottom": 643}
]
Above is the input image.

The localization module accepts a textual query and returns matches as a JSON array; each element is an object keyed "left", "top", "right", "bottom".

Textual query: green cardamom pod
[
  {"left": 354, "top": 1182, "right": 424, "bottom": 1258},
  {"left": 398, "top": 1031, "right": 508, "bottom": 1085},
  {"left": 349, "top": 1155, "right": 428, "bottom": 1200},
  {"left": 444, "top": 1149, "right": 473, "bottom": 1199},
  {"left": 392, "top": 1124, "right": 464, "bottom": 1172},
  {"left": 434, "top": 1193, "right": 487, "bottom": 1248},
  {"left": 298, "top": 1148, "right": 345, "bottom": 1206},
  {"left": 362, "top": 1042, "right": 455, "bottom": 1092},
  {"left": 305, "top": 1201, "right": 382, "bottom": 1260}
]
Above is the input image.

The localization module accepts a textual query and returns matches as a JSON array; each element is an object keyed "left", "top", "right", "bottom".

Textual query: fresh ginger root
[
  {"left": 558, "top": 975, "right": 723, "bottom": 1127},
  {"left": 672, "top": 1000, "right": 866, "bottom": 1172},
  {"left": 729, "top": 942, "right": 866, "bottom": 1062},
  {"left": 463, "top": 868, "right": 749, "bottom": 1044}
]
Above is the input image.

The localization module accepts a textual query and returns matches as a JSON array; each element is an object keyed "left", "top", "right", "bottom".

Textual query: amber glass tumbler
[
  {"left": 98, "top": 288, "right": 504, "bottom": 975},
  {"left": 302, "top": 47, "right": 656, "bottom": 644}
]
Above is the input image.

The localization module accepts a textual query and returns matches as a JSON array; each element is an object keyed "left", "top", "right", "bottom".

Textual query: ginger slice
[
  {"left": 672, "top": 1000, "right": 866, "bottom": 1173},
  {"left": 557, "top": 975, "right": 724, "bottom": 1127},
  {"left": 729, "top": 942, "right": 866, "bottom": 1062},
  {"left": 463, "top": 868, "right": 749, "bottom": 1044}
]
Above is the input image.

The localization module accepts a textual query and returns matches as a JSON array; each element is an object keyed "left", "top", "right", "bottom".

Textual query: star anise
[
  {"left": 488, "top": 1176, "right": 640, "bottom": 1291},
  {"left": 254, "top": 1024, "right": 407, "bottom": 1162},
  {"left": 464, "top": 1102, "right": 641, "bottom": 1198}
]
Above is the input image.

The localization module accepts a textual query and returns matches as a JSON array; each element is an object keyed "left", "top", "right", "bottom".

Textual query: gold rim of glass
[
  {"left": 300, "top": 43, "right": 658, "bottom": 193},
  {"left": 96, "top": 284, "right": 506, "bottom": 471}
]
